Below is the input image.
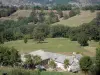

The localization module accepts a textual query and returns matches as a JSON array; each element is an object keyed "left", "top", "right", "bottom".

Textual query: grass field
[
  {"left": 53, "top": 11, "right": 98, "bottom": 27},
  {"left": 1, "top": 38, "right": 86, "bottom": 54},
  {"left": 1, "top": 38, "right": 98, "bottom": 56}
]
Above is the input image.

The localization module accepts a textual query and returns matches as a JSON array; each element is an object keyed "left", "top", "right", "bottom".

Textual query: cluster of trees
[
  {"left": 0, "top": 46, "right": 21, "bottom": 67},
  {"left": 82, "top": 5, "right": 100, "bottom": 10},
  {"left": 52, "top": 4, "right": 72, "bottom": 10},
  {"left": 79, "top": 47, "right": 100, "bottom": 75},
  {"left": 0, "top": 5, "right": 17, "bottom": 17}
]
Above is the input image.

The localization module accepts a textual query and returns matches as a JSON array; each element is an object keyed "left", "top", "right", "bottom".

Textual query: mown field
[
  {"left": 1, "top": 38, "right": 99, "bottom": 56},
  {"left": 53, "top": 11, "right": 98, "bottom": 27},
  {"left": 1, "top": 38, "right": 85, "bottom": 53}
]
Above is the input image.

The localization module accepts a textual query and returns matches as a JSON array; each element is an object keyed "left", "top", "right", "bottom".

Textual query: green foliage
[
  {"left": 50, "top": 25, "right": 68, "bottom": 38},
  {"left": 63, "top": 14, "right": 69, "bottom": 20},
  {"left": 52, "top": 4, "right": 72, "bottom": 10},
  {"left": 0, "top": 32, "right": 4, "bottom": 44},
  {"left": 95, "top": 48, "right": 100, "bottom": 73},
  {"left": 0, "top": 5, "right": 17, "bottom": 18},
  {"left": 9, "top": 68, "right": 41, "bottom": 75},
  {"left": 77, "top": 33, "right": 89, "bottom": 46},
  {"left": 49, "top": 60, "right": 57, "bottom": 69},
  {"left": 69, "top": 10, "right": 77, "bottom": 17},
  {"left": 64, "top": 59, "right": 69, "bottom": 68},
  {"left": 89, "top": 64, "right": 97, "bottom": 75},
  {"left": 25, "top": 54, "right": 42, "bottom": 69},
  {"left": 33, "top": 25, "right": 46, "bottom": 43},
  {"left": 80, "top": 56, "right": 92, "bottom": 74},
  {"left": 24, "top": 37, "right": 28, "bottom": 44},
  {"left": 0, "top": 46, "right": 21, "bottom": 66},
  {"left": 58, "top": 10, "right": 63, "bottom": 18},
  {"left": 48, "top": 11, "right": 59, "bottom": 24}
]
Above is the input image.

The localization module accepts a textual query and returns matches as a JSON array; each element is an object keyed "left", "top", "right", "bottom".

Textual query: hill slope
[
  {"left": 53, "top": 11, "right": 98, "bottom": 27},
  {"left": 0, "top": 10, "right": 32, "bottom": 21}
]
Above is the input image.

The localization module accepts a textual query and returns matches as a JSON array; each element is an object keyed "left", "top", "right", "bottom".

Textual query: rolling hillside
[
  {"left": 0, "top": 10, "right": 32, "bottom": 21},
  {"left": 53, "top": 11, "right": 98, "bottom": 27}
]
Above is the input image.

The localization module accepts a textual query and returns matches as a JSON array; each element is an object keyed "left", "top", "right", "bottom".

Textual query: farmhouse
[{"left": 21, "top": 50, "right": 82, "bottom": 72}]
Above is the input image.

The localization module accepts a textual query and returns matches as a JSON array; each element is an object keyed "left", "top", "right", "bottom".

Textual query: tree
[
  {"left": 24, "top": 37, "right": 28, "bottom": 44},
  {"left": 25, "top": 54, "right": 33, "bottom": 69},
  {"left": 38, "top": 11, "right": 45, "bottom": 23},
  {"left": 95, "top": 48, "right": 100, "bottom": 74},
  {"left": 10, "top": 47, "right": 21, "bottom": 66},
  {"left": 49, "top": 60, "right": 56, "bottom": 69},
  {"left": 29, "top": 10, "right": 38, "bottom": 24},
  {"left": 33, "top": 26, "right": 45, "bottom": 43},
  {"left": 50, "top": 25, "right": 67, "bottom": 38},
  {"left": 63, "top": 14, "right": 69, "bottom": 20},
  {"left": 89, "top": 64, "right": 98, "bottom": 75},
  {"left": 58, "top": 10, "right": 63, "bottom": 18},
  {"left": 0, "top": 32, "right": 4, "bottom": 44},
  {"left": 69, "top": 10, "right": 77, "bottom": 17},
  {"left": 24, "top": 55, "right": 42, "bottom": 69},
  {"left": 0, "top": 46, "right": 21, "bottom": 66},
  {"left": 77, "top": 33, "right": 89, "bottom": 46},
  {"left": 96, "top": 12, "right": 100, "bottom": 25},
  {"left": 32, "top": 55, "right": 42, "bottom": 65},
  {"left": 64, "top": 59, "right": 69, "bottom": 69},
  {"left": 80, "top": 56, "right": 92, "bottom": 75}
]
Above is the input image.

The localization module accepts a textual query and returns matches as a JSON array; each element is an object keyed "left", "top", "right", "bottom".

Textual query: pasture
[{"left": 53, "top": 11, "right": 98, "bottom": 27}]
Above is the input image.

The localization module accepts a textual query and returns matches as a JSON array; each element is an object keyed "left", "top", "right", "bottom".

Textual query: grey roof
[
  {"left": 29, "top": 50, "right": 50, "bottom": 60},
  {"left": 75, "top": 54, "right": 83, "bottom": 61},
  {"left": 21, "top": 50, "right": 82, "bottom": 64}
]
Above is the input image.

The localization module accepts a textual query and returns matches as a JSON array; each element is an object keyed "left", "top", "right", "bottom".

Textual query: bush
[
  {"left": 24, "top": 37, "right": 28, "bottom": 44},
  {"left": 80, "top": 56, "right": 92, "bottom": 74},
  {"left": 77, "top": 33, "right": 89, "bottom": 46},
  {"left": 63, "top": 14, "right": 69, "bottom": 20}
]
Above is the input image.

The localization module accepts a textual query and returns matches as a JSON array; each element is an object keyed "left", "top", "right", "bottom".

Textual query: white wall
[{"left": 55, "top": 61, "right": 67, "bottom": 71}]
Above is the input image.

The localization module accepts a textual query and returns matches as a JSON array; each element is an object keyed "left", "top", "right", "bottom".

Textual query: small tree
[
  {"left": 64, "top": 59, "right": 69, "bottom": 69},
  {"left": 58, "top": 10, "right": 63, "bottom": 18},
  {"left": 69, "top": 10, "right": 76, "bottom": 17},
  {"left": 0, "top": 33, "right": 4, "bottom": 44},
  {"left": 49, "top": 60, "right": 57, "bottom": 69},
  {"left": 32, "top": 55, "right": 42, "bottom": 65},
  {"left": 95, "top": 48, "right": 100, "bottom": 74},
  {"left": 33, "top": 26, "right": 45, "bottom": 43},
  {"left": 24, "top": 37, "right": 28, "bottom": 44},
  {"left": 80, "top": 56, "right": 92, "bottom": 75},
  {"left": 63, "top": 14, "right": 69, "bottom": 20},
  {"left": 25, "top": 54, "right": 33, "bottom": 69},
  {"left": 77, "top": 33, "right": 89, "bottom": 46},
  {"left": 24, "top": 55, "right": 42, "bottom": 69}
]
